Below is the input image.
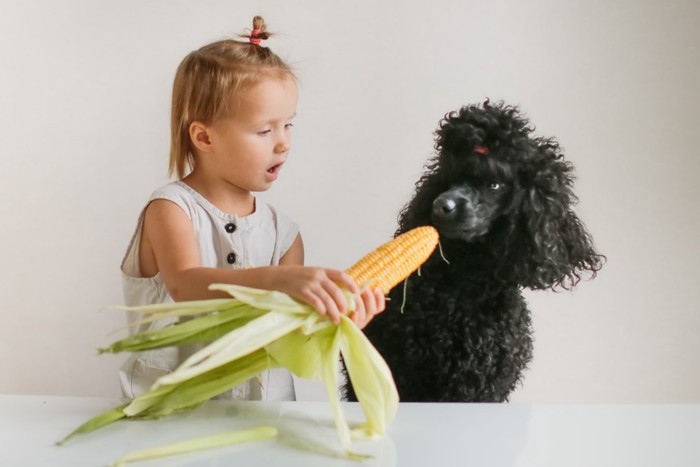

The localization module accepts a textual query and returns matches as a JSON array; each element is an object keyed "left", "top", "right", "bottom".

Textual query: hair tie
[
  {"left": 250, "top": 29, "right": 262, "bottom": 45},
  {"left": 474, "top": 146, "right": 489, "bottom": 155}
]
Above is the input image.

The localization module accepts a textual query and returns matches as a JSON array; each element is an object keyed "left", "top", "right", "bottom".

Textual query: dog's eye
[{"left": 488, "top": 182, "right": 503, "bottom": 191}]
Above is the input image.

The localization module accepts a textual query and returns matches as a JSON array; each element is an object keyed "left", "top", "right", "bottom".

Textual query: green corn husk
[
  {"left": 265, "top": 321, "right": 335, "bottom": 380},
  {"left": 339, "top": 315, "right": 398, "bottom": 438},
  {"left": 147, "top": 309, "right": 308, "bottom": 390},
  {"left": 111, "top": 425, "right": 279, "bottom": 466},
  {"left": 99, "top": 306, "right": 266, "bottom": 353},
  {"left": 56, "top": 404, "right": 129, "bottom": 446},
  {"left": 60, "top": 283, "right": 399, "bottom": 461},
  {"left": 125, "top": 349, "right": 272, "bottom": 418},
  {"left": 118, "top": 297, "right": 242, "bottom": 317},
  {"left": 111, "top": 298, "right": 248, "bottom": 333}
]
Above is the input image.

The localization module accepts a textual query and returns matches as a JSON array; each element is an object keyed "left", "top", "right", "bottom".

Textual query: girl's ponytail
[{"left": 246, "top": 16, "right": 271, "bottom": 45}]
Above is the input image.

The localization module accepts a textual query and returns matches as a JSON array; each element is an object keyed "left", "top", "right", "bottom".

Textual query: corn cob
[{"left": 345, "top": 226, "right": 439, "bottom": 294}]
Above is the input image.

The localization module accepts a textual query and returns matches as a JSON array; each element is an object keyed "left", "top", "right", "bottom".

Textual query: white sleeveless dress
[{"left": 119, "top": 181, "right": 299, "bottom": 401}]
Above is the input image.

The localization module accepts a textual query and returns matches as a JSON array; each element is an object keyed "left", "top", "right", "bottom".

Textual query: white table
[{"left": 2, "top": 395, "right": 699, "bottom": 466}]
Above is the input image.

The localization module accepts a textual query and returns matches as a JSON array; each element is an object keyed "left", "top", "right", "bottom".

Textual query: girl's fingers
[
  {"left": 293, "top": 268, "right": 371, "bottom": 325},
  {"left": 302, "top": 291, "right": 327, "bottom": 317},
  {"left": 326, "top": 269, "right": 360, "bottom": 294},
  {"left": 364, "top": 288, "right": 377, "bottom": 315},
  {"left": 318, "top": 286, "right": 342, "bottom": 324},
  {"left": 353, "top": 293, "right": 367, "bottom": 327},
  {"left": 375, "top": 288, "right": 386, "bottom": 314},
  {"left": 356, "top": 288, "right": 385, "bottom": 329},
  {"left": 323, "top": 279, "right": 349, "bottom": 315}
]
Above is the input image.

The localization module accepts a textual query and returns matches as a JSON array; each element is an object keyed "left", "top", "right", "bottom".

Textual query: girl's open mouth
[{"left": 266, "top": 163, "right": 283, "bottom": 180}]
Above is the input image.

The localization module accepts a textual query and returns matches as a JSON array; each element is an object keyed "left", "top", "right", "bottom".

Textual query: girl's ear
[{"left": 189, "top": 121, "right": 212, "bottom": 153}]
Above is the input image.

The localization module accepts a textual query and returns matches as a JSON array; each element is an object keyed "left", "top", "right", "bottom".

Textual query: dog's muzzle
[
  {"left": 431, "top": 188, "right": 492, "bottom": 241},
  {"left": 433, "top": 197, "right": 458, "bottom": 217}
]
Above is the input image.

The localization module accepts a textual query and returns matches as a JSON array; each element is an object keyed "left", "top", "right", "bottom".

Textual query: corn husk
[
  {"left": 111, "top": 425, "right": 278, "bottom": 466},
  {"left": 58, "top": 284, "right": 397, "bottom": 460}
]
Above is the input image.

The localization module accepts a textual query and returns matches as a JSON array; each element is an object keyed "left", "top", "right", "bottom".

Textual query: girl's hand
[
  {"left": 350, "top": 287, "right": 386, "bottom": 329},
  {"left": 269, "top": 266, "right": 359, "bottom": 324}
]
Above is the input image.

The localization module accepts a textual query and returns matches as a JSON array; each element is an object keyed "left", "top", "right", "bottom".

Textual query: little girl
[{"left": 119, "top": 17, "right": 385, "bottom": 401}]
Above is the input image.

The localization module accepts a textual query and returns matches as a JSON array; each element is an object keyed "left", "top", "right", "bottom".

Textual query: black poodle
[{"left": 344, "top": 100, "right": 603, "bottom": 402}]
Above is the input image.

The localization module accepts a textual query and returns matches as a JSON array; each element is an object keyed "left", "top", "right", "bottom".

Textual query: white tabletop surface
[{"left": 2, "top": 394, "right": 699, "bottom": 466}]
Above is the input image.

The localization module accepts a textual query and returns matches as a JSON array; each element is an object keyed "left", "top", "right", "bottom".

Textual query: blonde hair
[{"left": 169, "top": 16, "right": 295, "bottom": 179}]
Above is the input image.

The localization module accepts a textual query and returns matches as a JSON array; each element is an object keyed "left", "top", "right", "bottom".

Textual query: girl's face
[{"left": 206, "top": 76, "right": 298, "bottom": 193}]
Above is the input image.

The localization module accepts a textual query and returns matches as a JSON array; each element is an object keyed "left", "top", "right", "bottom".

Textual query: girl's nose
[{"left": 274, "top": 133, "right": 290, "bottom": 153}]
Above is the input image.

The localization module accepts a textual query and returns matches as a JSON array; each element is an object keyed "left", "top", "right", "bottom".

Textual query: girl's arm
[{"left": 140, "top": 199, "right": 360, "bottom": 324}]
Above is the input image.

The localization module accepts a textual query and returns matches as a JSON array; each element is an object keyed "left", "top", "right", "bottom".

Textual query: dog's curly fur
[{"left": 343, "top": 100, "right": 603, "bottom": 402}]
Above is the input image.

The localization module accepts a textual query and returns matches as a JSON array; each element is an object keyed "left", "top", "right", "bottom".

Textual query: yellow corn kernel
[{"left": 345, "top": 226, "right": 439, "bottom": 294}]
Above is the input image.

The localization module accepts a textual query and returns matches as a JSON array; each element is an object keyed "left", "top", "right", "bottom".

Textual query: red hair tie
[
  {"left": 250, "top": 29, "right": 262, "bottom": 45},
  {"left": 474, "top": 146, "right": 489, "bottom": 155}
]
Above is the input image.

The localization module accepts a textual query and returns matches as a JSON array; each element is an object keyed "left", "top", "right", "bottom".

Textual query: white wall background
[{"left": 1, "top": 0, "right": 698, "bottom": 403}]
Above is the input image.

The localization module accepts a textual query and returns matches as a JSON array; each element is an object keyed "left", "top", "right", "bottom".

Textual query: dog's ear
[{"left": 504, "top": 143, "right": 604, "bottom": 289}]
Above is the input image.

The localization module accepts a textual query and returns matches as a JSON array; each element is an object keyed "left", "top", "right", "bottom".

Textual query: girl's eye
[
  {"left": 257, "top": 129, "right": 271, "bottom": 136},
  {"left": 285, "top": 123, "right": 294, "bottom": 129},
  {"left": 488, "top": 182, "right": 503, "bottom": 191}
]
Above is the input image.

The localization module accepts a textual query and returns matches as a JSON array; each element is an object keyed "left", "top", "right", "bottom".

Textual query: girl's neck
[{"left": 182, "top": 172, "right": 255, "bottom": 217}]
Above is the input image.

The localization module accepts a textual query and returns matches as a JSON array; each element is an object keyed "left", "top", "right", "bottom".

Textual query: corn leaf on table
[{"left": 5, "top": 395, "right": 700, "bottom": 467}]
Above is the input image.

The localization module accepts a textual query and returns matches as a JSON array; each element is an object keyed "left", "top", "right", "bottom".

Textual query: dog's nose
[{"left": 433, "top": 197, "right": 458, "bottom": 217}]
